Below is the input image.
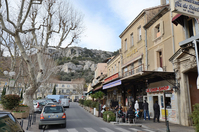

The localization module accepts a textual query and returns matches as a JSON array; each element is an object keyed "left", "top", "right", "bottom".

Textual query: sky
[{"left": 69, "top": 0, "right": 161, "bottom": 52}]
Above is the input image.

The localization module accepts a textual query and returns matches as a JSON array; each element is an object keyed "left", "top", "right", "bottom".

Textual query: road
[{"left": 31, "top": 102, "right": 157, "bottom": 132}]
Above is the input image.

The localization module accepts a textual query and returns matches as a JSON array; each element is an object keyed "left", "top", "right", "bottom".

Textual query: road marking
[
  {"left": 143, "top": 129, "right": 155, "bottom": 132},
  {"left": 84, "top": 128, "right": 98, "bottom": 132},
  {"left": 101, "top": 127, "right": 115, "bottom": 132},
  {"left": 66, "top": 128, "right": 78, "bottom": 132},
  {"left": 48, "top": 130, "right": 59, "bottom": 132},
  {"left": 129, "top": 128, "right": 140, "bottom": 131},
  {"left": 115, "top": 128, "right": 131, "bottom": 132}
]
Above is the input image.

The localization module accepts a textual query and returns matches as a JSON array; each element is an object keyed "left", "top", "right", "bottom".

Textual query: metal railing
[
  {"left": 123, "top": 64, "right": 144, "bottom": 78},
  {"left": 26, "top": 113, "right": 36, "bottom": 130}
]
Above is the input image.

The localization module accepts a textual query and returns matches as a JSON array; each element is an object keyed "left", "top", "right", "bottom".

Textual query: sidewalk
[
  {"left": 132, "top": 119, "right": 195, "bottom": 132},
  {"left": 17, "top": 113, "right": 40, "bottom": 132}
]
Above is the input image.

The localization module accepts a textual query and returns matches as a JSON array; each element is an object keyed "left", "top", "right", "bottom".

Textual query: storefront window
[
  {"left": 161, "top": 96, "right": 164, "bottom": 108},
  {"left": 165, "top": 97, "right": 171, "bottom": 109}
]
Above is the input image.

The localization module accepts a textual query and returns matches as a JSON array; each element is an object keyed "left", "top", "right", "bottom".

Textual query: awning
[
  {"left": 93, "top": 86, "right": 102, "bottom": 91},
  {"left": 172, "top": 14, "right": 184, "bottom": 26},
  {"left": 103, "top": 80, "right": 121, "bottom": 90},
  {"left": 121, "top": 71, "right": 175, "bottom": 84}
]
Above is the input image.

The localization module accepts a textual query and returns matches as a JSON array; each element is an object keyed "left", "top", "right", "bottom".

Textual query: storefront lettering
[
  {"left": 126, "top": 48, "right": 138, "bottom": 58},
  {"left": 146, "top": 86, "right": 170, "bottom": 92},
  {"left": 175, "top": 0, "right": 199, "bottom": 14}
]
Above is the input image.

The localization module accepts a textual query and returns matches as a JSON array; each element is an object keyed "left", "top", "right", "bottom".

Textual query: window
[
  {"left": 153, "top": 21, "right": 164, "bottom": 40},
  {"left": 62, "top": 89, "right": 64, "bottom": 93},
  {"left": 67, "top": 85, "right": 70, "bottom": 88},
  {"left": 124, "top": 67, "right": 128, "bottom": 77},
  {"left": 73, "top": 89, "right": 76, "bottom": 94},
  {"left": 138, "top": 59, "right": 142, "bottom": 72},
  {"left": 131, "top": 33, "right": 134, "bottom": 46},
  {"left": 131, "top": 63, "right": 134, "bottom": 75},
  {"left": 66, "top": 89, "right": 70, "bottom": 93},
  {"left": 188, "top": 19, "right": 194, "bottom": 37},
  {"left": 155, "top": 24, "right": 160, "bottom": 38},
  {"left": 138, "top": 26, "right": 141, "bottom": 41},
  {"left": 112, "top": 67, "right": 114, "bottom": 75},
  {"left": 62, "top": 84, "right": 65, "bottom": 87},
  {"left": 158, "top": 51, "right": 163, "bottom": 68},
  {"left": 125, "top": 39, "right": 127, "bottom": 51},
  {"left": 118, "top": 61, "right": 120, "bottom": 73}
]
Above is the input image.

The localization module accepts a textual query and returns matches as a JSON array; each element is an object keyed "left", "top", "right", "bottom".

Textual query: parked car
[
  {"left": 39, "top": 104, "right": 66, "bottom": 129},
  {"left": 60, "top": 98, "right": 70, "bottom": 108},
  {"left": 33, "top": 100, "right": 46, "bottom": 113},
  {"left": 0, "top": 110, "right": 24, "bottom": 132}
]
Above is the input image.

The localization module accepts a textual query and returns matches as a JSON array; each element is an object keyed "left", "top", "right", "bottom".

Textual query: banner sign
[
  {"left": 103, "top": 80, "right": 121, "bottom": 90},
  {"left": 146, "top": 86, "right": 171, "bottom": 92},
  {"left": 104, "top": 73, "right": 119, "bottom": 83},
  {"left": 171, "top": 0, "right": 199, "bottom": 18}
]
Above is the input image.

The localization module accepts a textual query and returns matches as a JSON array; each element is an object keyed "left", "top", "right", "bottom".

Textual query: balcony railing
[{"left": 123, "top": 64, "right": 144, "bottom": 78}]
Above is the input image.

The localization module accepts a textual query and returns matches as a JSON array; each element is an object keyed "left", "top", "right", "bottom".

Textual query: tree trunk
[{"left": 23, "top": 86, "right": 37, "bottom": 113}]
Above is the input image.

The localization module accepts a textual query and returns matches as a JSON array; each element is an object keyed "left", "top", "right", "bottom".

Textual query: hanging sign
[
  {"left": 170, "top": 0, "right": 199, "bottom": 18},
  {"left": 146, "top": 86, "right": 171, "bottom": 92}
]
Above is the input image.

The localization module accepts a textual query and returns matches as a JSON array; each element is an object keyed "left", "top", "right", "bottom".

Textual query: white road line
[
  {"left": 115, "top": 128, "right": 131, "bottom": 132},
  {"left": 48, "top": 130, "right": 59, "bottom": 132},
  {"left": 129, "top": 128, "right": 140, "bottom": 131},
  {"left": 84, "top": 128, "right": 98, "bottom": 132},
  {"left": 143, "top": 129, "right": 155, "bottom": 132},
  {"left": 101, "top": 127, "right": 115, "bottom": 132},
  {"left": 66, "top": 128, "right": 78, "bottom": 132}
]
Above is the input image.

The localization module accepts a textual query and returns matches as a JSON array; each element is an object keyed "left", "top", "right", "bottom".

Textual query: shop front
[
  {"left": 103, "top": 79, "right": 122, "bottom": 109},
  {"left": 146, "top": 83, "right": 179, "bottom": 124}
]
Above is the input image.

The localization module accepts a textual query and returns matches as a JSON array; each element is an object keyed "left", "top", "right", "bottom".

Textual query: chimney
[{"left": 161, "top": 0, "right": 166, "bottom": 5}]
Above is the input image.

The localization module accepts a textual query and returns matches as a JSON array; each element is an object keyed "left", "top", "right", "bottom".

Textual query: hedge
[{"left": 103, "top": 111, "right": 116, "bottom": 122}]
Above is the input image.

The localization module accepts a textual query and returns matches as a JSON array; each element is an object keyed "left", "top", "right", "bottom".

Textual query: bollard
[
  {"left": 166, "top": 121, "right": 170, "bottom": 132},
  {"left": 107, "top": 114, "right": 109, "bottom": 122}
]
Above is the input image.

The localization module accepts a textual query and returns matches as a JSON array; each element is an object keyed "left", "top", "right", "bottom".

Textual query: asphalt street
[{"left": 24, "top": 102, "right": 158, "bottom": 132}]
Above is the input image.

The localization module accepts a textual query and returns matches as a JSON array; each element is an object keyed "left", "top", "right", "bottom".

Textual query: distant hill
[{"left": 53, "top": 47, "right": 119, "bottom": 83}]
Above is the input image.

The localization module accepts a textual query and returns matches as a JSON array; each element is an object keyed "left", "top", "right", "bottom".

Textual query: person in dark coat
[
  {"left": 153, "top": 101, "right": 160, "bottom": 122},
  {"left": 142, "top": 100, "right": 150, "bottom": 120},
  {"left": 126, "top": 106, "right": 134, "bottom": 121}
]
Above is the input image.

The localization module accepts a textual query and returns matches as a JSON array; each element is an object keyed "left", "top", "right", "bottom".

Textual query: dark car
[
  {"left": 39, "top": 104, "right": 66, "bottom": 129},
  {"left": 0, "top": 110, "right": 24, "bottom": 132}
]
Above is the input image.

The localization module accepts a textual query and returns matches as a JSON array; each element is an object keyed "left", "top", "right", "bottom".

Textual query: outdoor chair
[{"left": 127, "top": 114, "right": 135, "bottom": 124}]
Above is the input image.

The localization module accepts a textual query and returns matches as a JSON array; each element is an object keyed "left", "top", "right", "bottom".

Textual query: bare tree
[{"left": 0, "top": 0, "right": 84, "bottom": 112}]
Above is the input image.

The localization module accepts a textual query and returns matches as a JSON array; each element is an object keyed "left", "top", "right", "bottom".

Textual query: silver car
[{"left": 39, "top": 104, "right": 66, "bottom": 129}]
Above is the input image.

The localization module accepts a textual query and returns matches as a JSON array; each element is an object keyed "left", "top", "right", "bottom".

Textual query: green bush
[
  {"left": 190, "top": 103, "right": 199, "bottom": 131},
  {"left": 79, "top": 99, "right": 84, "bottom": 105},
  {"left": 83, "top": 100, "right": 92, "bottom": 107},
  {"left": 91, "top": 101, "right": 98, "bottom": 108},
  {"left": 1, "top": 94, "right": 21, "bottom": 110},
  {"left": 103, "top": 111, "right": 116, "bottom": 122}
]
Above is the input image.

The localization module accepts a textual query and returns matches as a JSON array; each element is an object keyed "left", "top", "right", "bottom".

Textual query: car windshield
[{"left": 44, "top": 106, "right": 63, "bottom": 113}]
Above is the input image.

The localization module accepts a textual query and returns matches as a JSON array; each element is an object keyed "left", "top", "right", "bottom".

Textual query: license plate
[{"left": 48, "top": 115, "right": 58, "bottom": 118}]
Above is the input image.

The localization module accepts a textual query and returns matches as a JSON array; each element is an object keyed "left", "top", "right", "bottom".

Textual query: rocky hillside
[{"left": 54, "top": 47, "right": 118, "bottom": 83}]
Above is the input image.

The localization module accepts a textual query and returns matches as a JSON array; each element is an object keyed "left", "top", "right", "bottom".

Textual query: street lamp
[{"left": 3, "top": 70, "right": 16, "bottom": 94}]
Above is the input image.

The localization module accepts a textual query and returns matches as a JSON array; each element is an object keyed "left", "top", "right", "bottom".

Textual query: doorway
[{"left": 153, "top": 96, "right": 158, "bottom": 104}]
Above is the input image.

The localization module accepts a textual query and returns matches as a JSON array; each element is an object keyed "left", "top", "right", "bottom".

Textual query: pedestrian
[
  {"left": 142, "top": 100, "right": 150, "bottom": 120},
  {"left": 134, "top": 100, "right": 139, "bottom": 111},
  {"left": 118, "top": 106, "right": 125, "bottom": 122},
  {"left": 153, "top": 101, "right": 160, "bottom": 123},
  {"left": 126, "top": 106, "right": 134, "bottom": 122},
  {"left": 115, "top": 105, "right": 119, "bottom": 111}
]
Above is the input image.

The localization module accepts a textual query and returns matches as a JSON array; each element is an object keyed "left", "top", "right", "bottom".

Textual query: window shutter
[{"left": 160, "top": 21, "right": 164, "bottom": 36}]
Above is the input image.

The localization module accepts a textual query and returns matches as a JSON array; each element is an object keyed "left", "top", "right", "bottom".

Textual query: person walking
[
  {"left": 143, "top": 100, "right": 150, "bottom": 120},
  {"left": 153, "top": 101, "right": 160, "bottom": 122},
  {"left": 134, "top": 100, "right": 139, "bottom": 110}
]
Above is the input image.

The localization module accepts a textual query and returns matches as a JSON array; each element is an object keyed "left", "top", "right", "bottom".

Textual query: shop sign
[
  {"left": 104, "top": 73, "right": 119, "bottom": 83},
  {"left": 170, "top": 0, "right": 199, "bottom": 18},
  {"left": 103, "top": 80, "right": 121, "bottom": 90},
  {"left": 146, "top": 86, "right": 170, "bottom": 92}
]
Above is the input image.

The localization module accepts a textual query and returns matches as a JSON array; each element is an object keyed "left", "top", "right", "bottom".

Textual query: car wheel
[
  {"left": 39, "top": 125, "right": 43, "bottom": 129},
  {"left": 62, "top": 124, "right": 66, "bottom": 128}
]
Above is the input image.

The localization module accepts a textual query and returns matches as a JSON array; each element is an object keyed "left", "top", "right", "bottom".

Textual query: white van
[{"left": 60, "top": 98, "right": 70, "bottom": 108}]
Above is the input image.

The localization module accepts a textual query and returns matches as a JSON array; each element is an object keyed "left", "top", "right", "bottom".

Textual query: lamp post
[{"left": 3, "top": 71, "right": 16, "bottom": 94}]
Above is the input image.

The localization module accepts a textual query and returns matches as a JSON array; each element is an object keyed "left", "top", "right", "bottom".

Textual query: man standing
[
  {"left": 153, "top": 101, "right": 160, "bottom": 122},
  {"left": 143, "top": 100, "right": 150, "bottom": 120}
]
